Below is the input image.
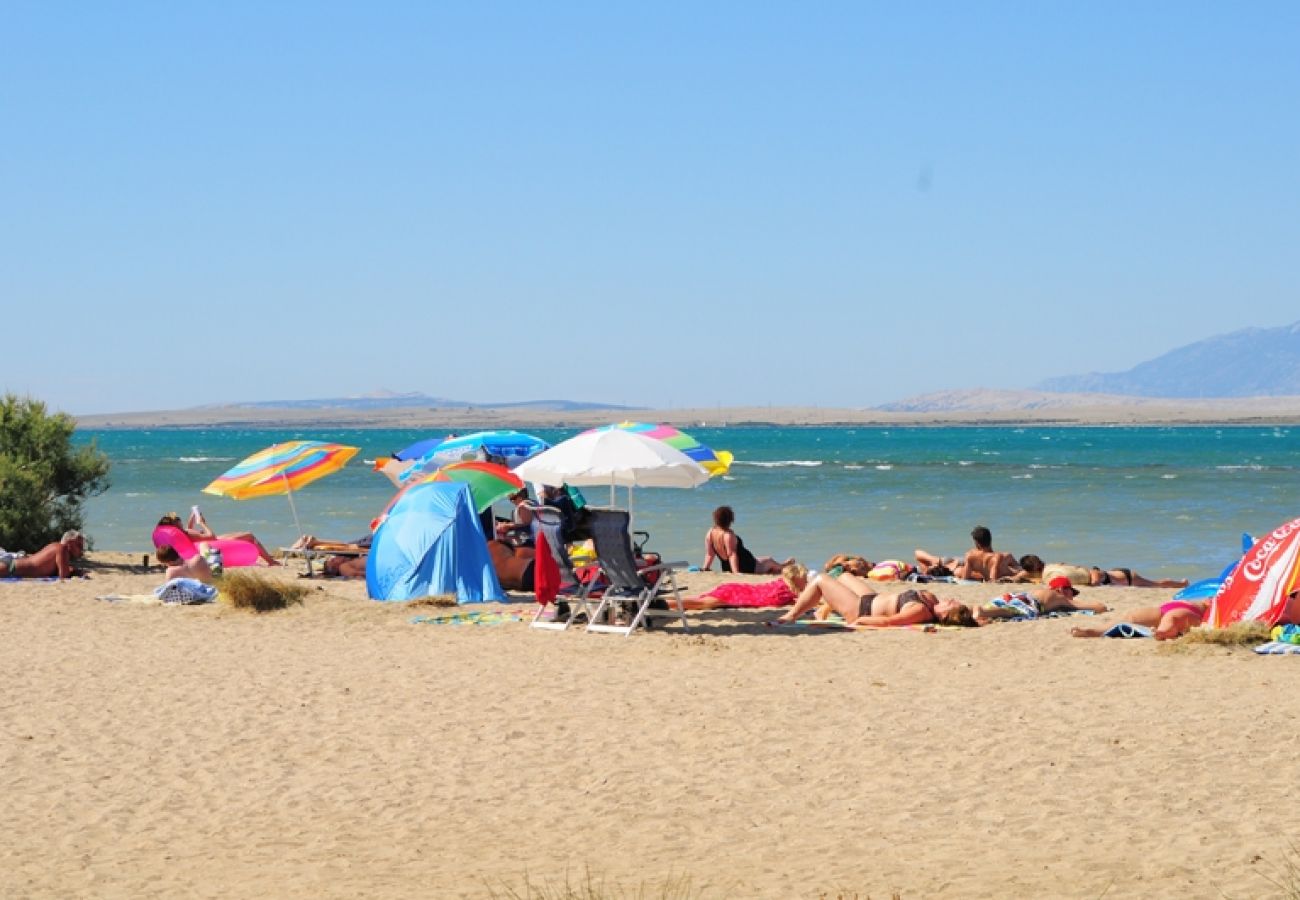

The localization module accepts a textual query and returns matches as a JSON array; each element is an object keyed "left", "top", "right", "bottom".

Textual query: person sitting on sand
[
  {"left": 916, "top": 526, "right": 1020, "bottom": 582},
  {"left": 155, "top": 543, "right": 214, "bottom": 584},
  {"left": 975, "top": 576, "right": 1109, "bottom": 623},
  {"left": 0, "top": 531, "right": 86, "bottom": 580},
  {"left": 702, "top": 505, "right": 792, "bottom": 575},
  {"left": 159, "top": 512, "right": 280, "bottom": 566},
  {"left": 776, "top": 566, "right": 978, "bottom": 628}
]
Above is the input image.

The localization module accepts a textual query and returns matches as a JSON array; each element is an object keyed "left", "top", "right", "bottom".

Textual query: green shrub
[{"left": 0, "top": 394, "right": 110, "bottom": 550}]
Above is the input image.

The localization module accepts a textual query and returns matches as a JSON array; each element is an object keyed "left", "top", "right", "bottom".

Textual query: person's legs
[
  {"left": 1126, "top": 571, "right": 1189, "bottom": 589},
  {"left": 914, "top": 549, "right": 942, "bottom": 571},
  {"left": 815, "top": 576, "right": 877, "bottom": 621},
  {"left": 1071, "top": 605, "right": 1162, "bottom": 637},
  {"left": 754, "top": 556, "right": 785, "bottom": 574}
]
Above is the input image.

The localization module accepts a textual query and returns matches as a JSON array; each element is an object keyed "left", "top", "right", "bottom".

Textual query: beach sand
[{"left": 2, "top": 554, "right": 1296, "bottom": 898}]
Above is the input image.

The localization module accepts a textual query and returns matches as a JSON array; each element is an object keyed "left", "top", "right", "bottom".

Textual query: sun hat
[{"left": 1048, "top": 575, "right": 1078, "bottom": 595}]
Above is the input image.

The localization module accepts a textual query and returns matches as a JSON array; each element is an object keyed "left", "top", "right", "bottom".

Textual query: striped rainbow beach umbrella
[
  {"left": 581, "top": 422, "right": 733, "bottom": 476},
  {"left": 203, "top": 440, "right": 359, "bottom": 536}
]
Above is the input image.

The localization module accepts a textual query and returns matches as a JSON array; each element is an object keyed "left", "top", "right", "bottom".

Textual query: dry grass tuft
[
  {"left": 1158, "top": 620, "right": 1272, "bottom": 653},
  {"left": 218, "top": 571, "right": 308, "bottom": 612},
  {"left": 408, "top": 594, "right": 459, "bottom": 608}
]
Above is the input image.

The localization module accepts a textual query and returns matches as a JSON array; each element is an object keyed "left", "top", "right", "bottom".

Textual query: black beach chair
[{"left": 581, "top": 508, "right": 689, "bottom": 636}]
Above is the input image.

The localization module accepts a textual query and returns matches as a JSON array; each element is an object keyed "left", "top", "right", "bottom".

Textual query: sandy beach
[{"left": 2, "top": 554, "right": 1296, "bottom": 899}]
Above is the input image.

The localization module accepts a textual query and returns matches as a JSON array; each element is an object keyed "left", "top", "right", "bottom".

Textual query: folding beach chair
[
  {"left": 582, "top": 508, "right": 689, "bottom": 636},
  {"left": 529, "top": 505, "right": 588, "bottom": 631}
]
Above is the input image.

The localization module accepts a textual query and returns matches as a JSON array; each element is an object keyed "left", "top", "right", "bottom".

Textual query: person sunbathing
[
  {"left": 776, "top": 566, "right": 977, "bottom": 627},
  {"left": 159, "top": 512, "right": 280, "bottom": 565},
  {"left": 155, "top": 544, "right": 214, "bottom": 584},
  {"left": 0, "top": 531, "right": 86, "bottom": 580},
  {"left": 1071, "top": 590, "right": 1300, "bottom": 640},
  {"left": 975, "top": 576, "right": 1109, "bottom": 623},
  {"left": 916, "top": 526, "right": 1020, "bottom": 582},
  {"left": 1008, "top": 555, "right": 1188, "bottom": 589}
]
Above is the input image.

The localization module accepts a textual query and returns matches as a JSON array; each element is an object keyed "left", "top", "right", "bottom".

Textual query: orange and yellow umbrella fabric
[{"left": 203, "top": 441, "right": 359, "bottom": 500}]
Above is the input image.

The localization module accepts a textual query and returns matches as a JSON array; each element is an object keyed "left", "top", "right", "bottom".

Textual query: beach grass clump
[
  {"left": 408, "top": 594, "right": 458, "bottom": 608},
  {"left": 1158, "top": 620, "right": 1271, "bottom": 653},
  {"left": 217, "top": 570, "right": 308, "bottom": 612}
]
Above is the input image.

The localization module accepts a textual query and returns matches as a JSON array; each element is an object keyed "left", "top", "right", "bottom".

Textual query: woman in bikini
[
  {"left": 702, "top": 505, "right": 790, "bottom": 575},
  {"left": 776, "top": 569, "right": 977, "bottom": 628}
]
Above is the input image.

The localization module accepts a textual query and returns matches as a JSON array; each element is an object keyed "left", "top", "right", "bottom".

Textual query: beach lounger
[
  {"left": 581, "top": 508, "right": 688, "bottom": 636},
  {"left": 279, "top": 543, "right": 367, "bottom": 577},
  {"left": 529, "top": 506, "right": 589, "bottom": 631}
]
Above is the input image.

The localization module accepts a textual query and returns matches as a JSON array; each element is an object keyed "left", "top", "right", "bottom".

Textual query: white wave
[
  {"left": 737, "top": 460, "right": 823, "bottom": 468},
  {"left": 1161, "top": 474, "right": 1178, "bottom": 479},
  {"left": 958, "top": 460, "right": 974, "bottom": 466},
  {"left": 1011, "top": 474, "right": 1034, "bottom": 480},
  {"left": 1216, "top": 465, "right": 1265, "bottom": 471},
  {"left": 178, "top": 456, "right": 234, "bottom": 463},
  {"left": 843, "top": 465, "right": 865, "bottom": 470},
  {"left": 875, "top": 464, "right": 893, "bottom": 471}
]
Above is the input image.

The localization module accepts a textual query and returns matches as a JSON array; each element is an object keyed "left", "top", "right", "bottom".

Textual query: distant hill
[
  {"left": 1036, "top": 321, "right": 1300, "bottom": 398},
  {"left": 212, "top": 391, "right": 629, "bottom": 413}
]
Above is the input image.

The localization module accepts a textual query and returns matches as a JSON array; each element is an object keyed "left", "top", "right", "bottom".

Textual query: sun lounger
[
  {"left": 580, "top": 508, "right": 688, "bottom": 636},
  {"left": 279, "top": 544, "right": 367, "bottom": 577}
]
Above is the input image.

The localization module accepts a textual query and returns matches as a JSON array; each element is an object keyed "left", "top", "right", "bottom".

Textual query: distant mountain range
[
  {"left": 1035, "top": 321, "right": 1300, "bottom": 398},
  {"left": 208, "top": 391, "right": 629, "bottom": 413}
]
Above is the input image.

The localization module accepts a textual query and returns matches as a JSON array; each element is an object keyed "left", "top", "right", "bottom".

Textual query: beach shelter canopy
[
  {"left": 366, "top": 481, "right": 504, "bottom": 603},
  {"left": 581, "top": 422, "right": 733, "bottom": 476},
  {"left": 371, "top": 461, "right": 523, "bottom": 531},
  {"left": 514, "top": 429, "right": 708, "bottom": 489},
  {"left": 202, "top": 440, "right": 358, "bottom": 536},
  {"left": 1205, "top": 516, "right": 1300, "bottom": 628}
]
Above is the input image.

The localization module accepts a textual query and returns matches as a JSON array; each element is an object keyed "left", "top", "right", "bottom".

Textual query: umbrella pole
[{"left": 283, "top": 474, "right": 305, "bottom": 538}]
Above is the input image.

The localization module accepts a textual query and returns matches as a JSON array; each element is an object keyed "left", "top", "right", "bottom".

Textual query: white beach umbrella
[
  {"left": 515, "top": 429, "right": 708, "bottom": 490},
  {"left": 515, "top": 429, "right": 708, "bottom": 523}
]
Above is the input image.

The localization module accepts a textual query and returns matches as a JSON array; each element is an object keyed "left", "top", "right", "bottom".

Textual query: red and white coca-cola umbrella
[{"left": 1205, "top": 516, "right": 1300, "bottom": 628}]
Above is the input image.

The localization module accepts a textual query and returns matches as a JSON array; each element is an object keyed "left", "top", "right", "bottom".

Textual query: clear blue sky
[{"left": 4, "top": 2, "right": 1298, "bottom": 415}]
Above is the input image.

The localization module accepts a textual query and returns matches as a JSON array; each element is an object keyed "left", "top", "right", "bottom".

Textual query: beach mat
[
  {"left": 410, "top": 611, "right": 524, "bottom": 626},
  {"left": 1254, "top": 641, "right": 1300, "bottom": 655}
]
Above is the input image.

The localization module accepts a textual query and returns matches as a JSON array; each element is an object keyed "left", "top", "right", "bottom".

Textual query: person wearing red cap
[{"left": 975, "top": 575, "right": 1109, "bottom": 623}]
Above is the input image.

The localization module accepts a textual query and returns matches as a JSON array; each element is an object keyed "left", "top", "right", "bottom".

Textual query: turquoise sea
[{"left": 76, "top": 425, "right": 1298, "bottom": 582}]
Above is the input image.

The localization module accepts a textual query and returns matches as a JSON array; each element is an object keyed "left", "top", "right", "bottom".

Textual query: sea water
[{"left": 76, "top": 425, "right": 1299, "bottom": 582}]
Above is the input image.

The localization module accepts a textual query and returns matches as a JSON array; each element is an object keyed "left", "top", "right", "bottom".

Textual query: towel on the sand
[
  {"left": 1102, "top": 623, "right": 1153, "bottom": 638},
  {"left": 1254, "top": 641, "right": 1300, "bottom": 655},
  {"left": 699, "top": 579, "right": 795, "bottom": 608},
  {"left": 154, "top": 578, "right": 218, "bottom": 605},
  {"left": 410, "top": 611, "right": 523, "bottom": 626}
]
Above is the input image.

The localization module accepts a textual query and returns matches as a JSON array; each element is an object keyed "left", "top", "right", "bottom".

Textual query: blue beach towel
[
  {"left": 154, "top": 578, "right": 218, "bottom": 605},
  {"left": 1254, "top": 641, "right": 1300, "bottom": 656}
]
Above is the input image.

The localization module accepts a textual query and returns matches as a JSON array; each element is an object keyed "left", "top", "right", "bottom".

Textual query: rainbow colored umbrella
[
  {"left": 203, "top": 440, "right": 359, "bottom": 536},
  {"left": 372, "top": 461, "right": 523, "bottom": 531},
  {"left": 580, "top": 422, "right": 733, "bottom": 476}
]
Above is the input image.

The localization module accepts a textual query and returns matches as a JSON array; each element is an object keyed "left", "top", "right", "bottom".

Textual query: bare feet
[{"left": 1070, "top": 626, "right": 1104, "bottom": 638}]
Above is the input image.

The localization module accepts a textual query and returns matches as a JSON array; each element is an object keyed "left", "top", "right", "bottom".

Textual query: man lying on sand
[
  {"left": 0, "top": 531, "right": 86, "bottom": 580},
  {"left": 975, "top": 576, "right": 1108, "bottom": 623}
]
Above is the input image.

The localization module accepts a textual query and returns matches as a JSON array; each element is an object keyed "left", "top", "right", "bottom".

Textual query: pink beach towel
[{"left": 700, "top": 579, "right": 795, "bottom": 608}]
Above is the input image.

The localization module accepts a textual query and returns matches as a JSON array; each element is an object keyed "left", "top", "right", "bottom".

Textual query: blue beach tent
[{"left": 366, "top": 481, "right": 504, "bottom": 603}]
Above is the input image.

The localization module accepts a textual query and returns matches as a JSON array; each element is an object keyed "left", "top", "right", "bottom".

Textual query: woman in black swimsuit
[
  {"left": 701, "top": 506, "right": 790, "bottom": 575},
  {"left": 776, "top": 570, "right": 978, "bottom": 627}
]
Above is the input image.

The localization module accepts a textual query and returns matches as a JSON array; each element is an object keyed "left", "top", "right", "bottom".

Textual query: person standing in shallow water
[{"left": 701, "top": 505, "right": 791, "bottom": 575}]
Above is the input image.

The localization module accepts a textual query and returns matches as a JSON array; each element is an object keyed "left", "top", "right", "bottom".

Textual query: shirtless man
[
  {"left": 0, "top": 531, "right": 86, "bottom": 580},
  {"left": 154, "top": 544, "right": 214, "bottom": 584},
  {"left": 916, "top": 525, "right": 1020, "bottom": 582}
]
